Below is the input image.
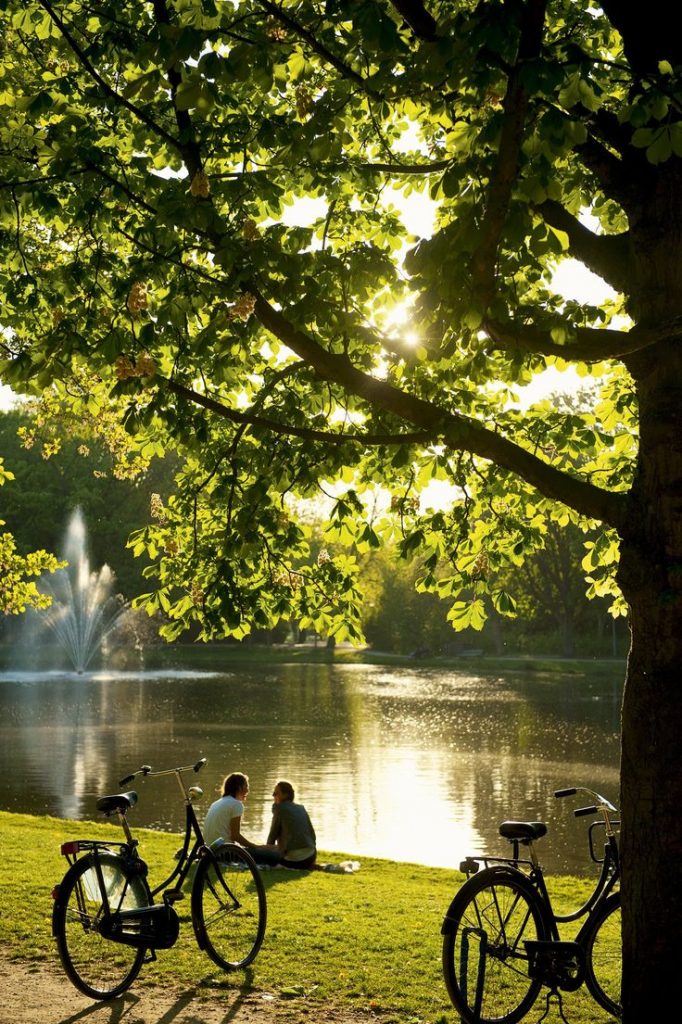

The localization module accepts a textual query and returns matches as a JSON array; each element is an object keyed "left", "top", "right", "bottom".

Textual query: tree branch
[
  {"left": 388, "top": 0, "right": 439, "bottom": 41},
  {"left": 574, "top": 136, "right": 643, "bottom": 209},
  {"left": 35, "top": 0, "right": 182, "bottom": 155},
  {"left": 481, "top": 317, "right": 634, "bottom": 362},
  {"left": 535, "top": 199, "right": 632, "bottom": 294},
  {"left": 212, "top": 158, "right": 451, "bottom": 179},
  {"left": 256, "top": 0, "right": 382, "bottom": 99},
  {"left": 588, "top": 106, "right": 637, "bottom": 157},
  {"left": 470, "top": 0, "right": 548, "bottom": 309},
  {"left": 600, "top": 0, "right": 682, "bottom": 76},
  {"left": 160, "top": 375, "right": 434, "bottom": 447},
  {"left": 151, "top": 0, "right": 203, "bottom": 176},
  {"left": 482, "top": 316, "right": 669, "bottom": 361},
  {"left": 248, "top": 288, "right": 626, "bottom": 529}
]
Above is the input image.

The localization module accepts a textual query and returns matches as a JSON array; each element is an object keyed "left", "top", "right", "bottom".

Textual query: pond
[{"left": 0, "top": 660, "right": 623, "bottom": 875}]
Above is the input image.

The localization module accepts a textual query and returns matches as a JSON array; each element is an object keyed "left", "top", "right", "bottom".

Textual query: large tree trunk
[
  {"left": 619, "top": 575, "right": 682, "bottom": 1020},
  {"left": 618, "top": 174, "right": 682, "bottom": 1017}
]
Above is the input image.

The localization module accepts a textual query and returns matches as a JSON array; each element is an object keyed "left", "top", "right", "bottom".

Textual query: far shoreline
[
  {"left": 143, "top": 642, "right": 628, "bottom": 680},
  {"left": 0, "top": 639, "right": 628, "bottom": 680}
]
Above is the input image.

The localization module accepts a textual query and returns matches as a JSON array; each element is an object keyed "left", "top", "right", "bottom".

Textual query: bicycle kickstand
[{"left": 535, "top": 987, "right": 572, "bottom": 1024}]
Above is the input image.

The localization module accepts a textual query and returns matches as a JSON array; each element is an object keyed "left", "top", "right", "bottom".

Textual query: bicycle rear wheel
[
  {"left": 442, "top": 867, "right": 548, "bottom": 1024},
  {"left": 192, "top": 843, "right": 266, "bottom": 970},
  {"left": 584, "top": 892, "right": 622, "bottom": 1018},
  {"left": 53, "top": 852, "right": 150, "bottom": 999}
]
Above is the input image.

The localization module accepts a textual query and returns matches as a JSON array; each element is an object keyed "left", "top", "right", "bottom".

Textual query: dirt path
[{"left": 0, "top": 954, "right": 384, "bottom": 1024}]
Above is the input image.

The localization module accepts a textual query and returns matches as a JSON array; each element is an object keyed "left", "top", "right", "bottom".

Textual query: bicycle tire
[
  {"left": 192, "top": 843, "right": 266, "bottom": 970},
  {"left": 53, "top": 852, "right": 150, "bottom": 1000},
  {"left": 442, "top": 867, "right": 549, "bottom": 1024},
  {"left": 584, "top": 892, "right": 622, "bottom": 1018}
]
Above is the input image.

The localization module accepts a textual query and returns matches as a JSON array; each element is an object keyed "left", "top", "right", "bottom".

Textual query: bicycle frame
[
  {"left": 145, "top": 767, "right": 208, "bottom": 900},
  {"left": 460, "top": 783, "right": 620, "bottom": 928}
]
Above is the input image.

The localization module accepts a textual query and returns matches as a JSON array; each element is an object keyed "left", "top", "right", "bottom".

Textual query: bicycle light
[
  {"left": 188, "top": 786, "right": 203, "bottom": 802},
  {"left": 60, "top": 841, "right": 80, "bottom": 856}
]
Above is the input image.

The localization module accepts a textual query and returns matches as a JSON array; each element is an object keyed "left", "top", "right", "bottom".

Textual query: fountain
[{"left": 38, "top": 508, "right": 128, "bottom": 673}]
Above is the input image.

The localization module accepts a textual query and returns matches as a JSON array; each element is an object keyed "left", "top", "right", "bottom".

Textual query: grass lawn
[{"left": 0, "top": 811, "right": 619, "bottom": 1023}]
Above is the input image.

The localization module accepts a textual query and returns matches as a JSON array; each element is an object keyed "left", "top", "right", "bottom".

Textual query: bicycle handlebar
[
  {"left": 554, "top": 786, "right": 617, "bottom": 814},
  {"left": 119, "top": 757, "right": 206, "bottom": 787}
]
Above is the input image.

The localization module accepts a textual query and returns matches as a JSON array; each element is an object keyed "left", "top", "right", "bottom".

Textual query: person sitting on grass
[
  {"left": 203, "top": 771, "right": 280, "bottom": 866},
  {"left": 267, "top": 779, "right": 317, "bottom": 870}
]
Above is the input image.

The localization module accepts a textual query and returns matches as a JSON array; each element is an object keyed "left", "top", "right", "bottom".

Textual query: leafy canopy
[{"left": 1, "top": 0, "right": 671, "bottom": 640}]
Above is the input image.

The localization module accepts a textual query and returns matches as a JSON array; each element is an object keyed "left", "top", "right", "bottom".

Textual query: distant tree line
[
  {"left": 360, "top": 539, "right": 628, "bottom": 659},
  {"left": 0, "top": 408, "right": 176, "bottom": 603}
]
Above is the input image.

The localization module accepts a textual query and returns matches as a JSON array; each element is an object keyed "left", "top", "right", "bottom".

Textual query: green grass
[{"left": 0, "top": 811, "right": 619, "bottom": 1022}]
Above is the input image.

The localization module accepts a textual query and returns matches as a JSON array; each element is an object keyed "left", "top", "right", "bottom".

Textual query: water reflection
[{"left": 0, "top": 664, "right": 622, "bottom": 874}]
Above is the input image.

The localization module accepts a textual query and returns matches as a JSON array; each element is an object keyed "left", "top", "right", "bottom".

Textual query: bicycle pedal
[{"left": 164, "top": 890, "right": 185, "bottom": 903}]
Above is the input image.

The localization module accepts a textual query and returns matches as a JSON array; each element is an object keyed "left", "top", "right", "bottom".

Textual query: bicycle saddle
[
  {"left": 499, "top": 820, "right": 547, "bottom": 842},
  {"left": 96, "top": 791, "right": 138, "bottom": 815}
]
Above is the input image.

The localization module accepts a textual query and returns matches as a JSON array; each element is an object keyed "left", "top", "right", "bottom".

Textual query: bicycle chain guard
[
  {"left": 525, "top": 940, "right": 585, "bottom": 992},
  {"left": 99, "top": 902, "right": 180, "bottom": 950}
]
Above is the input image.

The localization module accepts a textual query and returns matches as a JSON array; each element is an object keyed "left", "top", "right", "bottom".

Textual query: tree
[
  {"left": 500, "top": 518, "right": 605, "bottom": 656},
  {"left": 0, "top": 455, "right": 62, "bottom": 613},
  {"left": 0, "top": 407, "right": 177, "bottom": 598},
  {"left": 362, "top": 544, "right": 466, "bottom": 654},
  {"left": 0, "top": 0, "right": 680, "bottom": 1014}
]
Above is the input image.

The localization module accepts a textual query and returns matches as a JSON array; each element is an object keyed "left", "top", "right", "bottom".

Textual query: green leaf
[
  {"left": 463, "top": 309, "right": 483, "bottom": 330},
  {"left": 447, "top": 599, "right": 486, "bottom": 632},
  {"left": 646, "top": 129, "right": 673, "bottom": 165},
  {"left": 492, "top": 589, "right": 517, "bottom": 616},
  {"left": 175, "top": 78, "right": 202, "bottom": 111}
]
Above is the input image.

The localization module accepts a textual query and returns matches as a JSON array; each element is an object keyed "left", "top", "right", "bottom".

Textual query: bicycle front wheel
[
  {"left": 53, "top": 853, "right": 150, "bottom": 999},
  {"left": 442, "top": 867, "right": 548, "bottom": 1024},
  {"left": 192, "top": 843, "right": 266, "bottom": 970},
  {"left": 584, "top": 892, "right": 622, "bottom": 1018}
]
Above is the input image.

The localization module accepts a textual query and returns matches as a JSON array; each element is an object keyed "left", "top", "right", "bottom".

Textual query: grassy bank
[{"left": 1, "top": 812, "right": 618, "bottom": 1023}]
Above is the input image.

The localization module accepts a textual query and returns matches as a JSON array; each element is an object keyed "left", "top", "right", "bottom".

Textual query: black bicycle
[
  {"left": 51, "top": 757, "right": 266, "bottom": 1000},
  {"left": 441, "top": 787, "right": 621, "bottom": 1023}
]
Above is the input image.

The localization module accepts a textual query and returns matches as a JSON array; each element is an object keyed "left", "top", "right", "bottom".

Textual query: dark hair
[
  {"left": 222, "top": 772, "right": 249, "bottom": 797},
  {"left": 276, "top": 779, "right": 295, "bottom": 801}
]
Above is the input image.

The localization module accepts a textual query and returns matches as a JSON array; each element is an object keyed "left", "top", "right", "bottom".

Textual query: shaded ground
[{"left": 0, "top": 953, "right": 387, "bottom": 1024}]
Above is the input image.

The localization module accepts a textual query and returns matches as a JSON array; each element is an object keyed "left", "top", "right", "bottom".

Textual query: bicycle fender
[
  {"left": 51, "top": 851, "right": 147, "bottom": 937},
  {"left": 441, "top": 865, "right": 532, "bottom": 934},
  {"left": 51, "top": 852, "right": 97, "bottom": 937}
]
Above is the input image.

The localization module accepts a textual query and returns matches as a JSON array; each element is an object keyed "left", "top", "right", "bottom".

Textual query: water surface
[{"left": 0, "top": 662, "right": 622, "bottom": 875}]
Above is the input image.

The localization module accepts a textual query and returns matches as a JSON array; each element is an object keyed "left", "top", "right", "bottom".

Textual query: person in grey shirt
[{"left": 267, "top": 780, "right": 317, "bottom": 870}]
